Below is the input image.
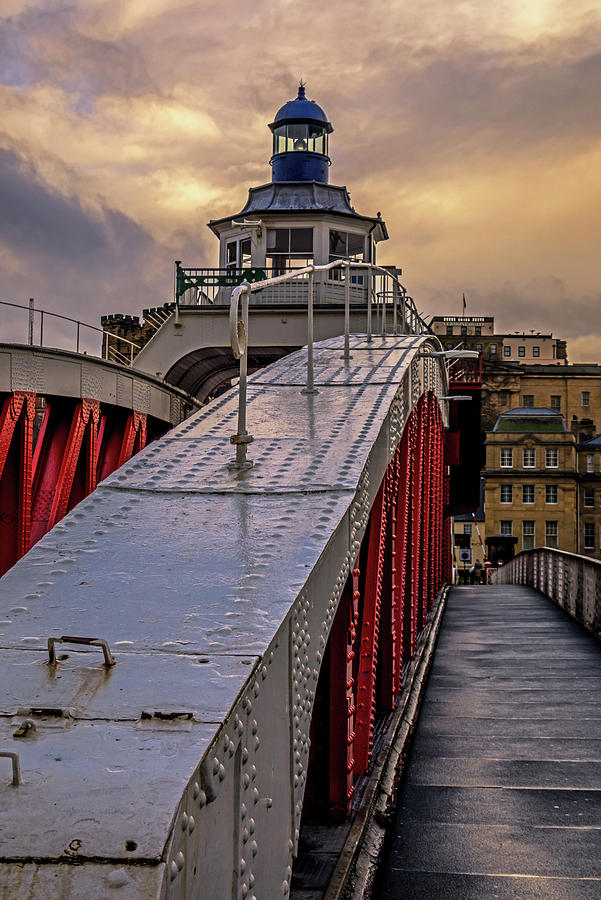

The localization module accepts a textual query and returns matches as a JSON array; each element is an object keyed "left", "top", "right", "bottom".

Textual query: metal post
[
  {"left": 302, "top": 268, "right": 318, "bottom": 394},
  {"left": 28, "top": 298, "right": 34, "bottom": 345},
  {"left": 366, "top": 267, "right": 372, "bottom": 342},
  {"left": 39, "top": 310, "right": 44, "bottom": 346},
  {"left": 343, "top": 262, "right": 351, "bottom": 360},
  {"left": 130, "top": 341, "right": 134, "bottom": 366},
  {"left": 76, "top": 321, "right": 80, "bottom": 354},
  {"left": 392, "top": 279, "right": 398, "bottom": 335},
  {"left": 229, "top": 284, "right": 253, "bottom": 470},
  {"left": 174, "top": 260, "right": 181, "bottom": 325}
]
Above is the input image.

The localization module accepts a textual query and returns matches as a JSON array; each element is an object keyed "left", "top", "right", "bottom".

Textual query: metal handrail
[
  {"left": 227, "top": 261, "right": 432, "bottom": 468},
  {"left": 0, "top": 299, "right": 141, "bottom": 366}
]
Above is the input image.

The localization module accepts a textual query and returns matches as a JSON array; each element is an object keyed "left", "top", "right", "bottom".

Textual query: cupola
[{"left": 269, "top": 83, "right": 333, "bottom": 184}]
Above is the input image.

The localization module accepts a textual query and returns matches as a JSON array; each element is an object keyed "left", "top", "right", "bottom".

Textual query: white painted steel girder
[
  {"left": 0, "top": 335, "right": 446, "bottom": 899},
  {"left": 0, "top": 343, "right": 198, "bottom": 425}
]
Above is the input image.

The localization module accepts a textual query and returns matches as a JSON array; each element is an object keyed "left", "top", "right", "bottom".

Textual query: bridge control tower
[{"left": 206, "top": 83, "right": 388, "bottom": 278}]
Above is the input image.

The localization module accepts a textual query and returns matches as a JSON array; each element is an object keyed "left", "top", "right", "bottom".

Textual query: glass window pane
[
  {"left": 329, "top": 229, "right": 346, "bottom": 256},
  {"left": 347, "top": 233, "right": 365, "bottom": 256},
  {"left": 290, "top": 228, "right": 313, "bottom": 253},
  {"left": 287, "top": 123, "right": 308, "bottom": 151},
  {"left": 267, "top": 229, "right": 289, "bottom": 252},
  {"left": 240, "top": 239, "right": 251, "bottom": 268},
  {"left": 273, "top": 126, "right": 286, "bottom": 154},
  {"left": 227, "top": 242, "right": 237, "bottom": 266}
]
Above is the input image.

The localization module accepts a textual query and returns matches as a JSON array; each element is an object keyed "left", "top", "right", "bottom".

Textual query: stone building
[
  {"left": 485, "top": 407, "right": 601, "bottom": 560},
  {"left": 431, "top": 315, "right": 567, "bottom": 366}
]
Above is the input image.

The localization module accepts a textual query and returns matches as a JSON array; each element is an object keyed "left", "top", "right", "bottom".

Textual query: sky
[{"left": 1, "top": 0, "right": 600, "bottom": 360}]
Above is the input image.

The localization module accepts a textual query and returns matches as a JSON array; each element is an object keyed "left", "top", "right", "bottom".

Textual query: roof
[
  {"left": 208, "top": 182, "right": 389, "bottom": 240},
  {"left": 493, "top": 407, "right": 567, "bottom": 433},
  {"left": 581, "top": 434, "right": 601, "bottom": 448},
  {"left": 269, "top": 84, "right": 333, "bottom": 132}
]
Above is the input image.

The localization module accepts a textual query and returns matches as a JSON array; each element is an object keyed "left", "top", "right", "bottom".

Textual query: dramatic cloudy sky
[{"left": 1, "top": 0, "right": 600, "bottom": 359}]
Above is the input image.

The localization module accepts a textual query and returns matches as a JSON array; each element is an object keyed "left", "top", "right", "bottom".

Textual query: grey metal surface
[
  {"left": 0, "top": 343, "right": 198, "bottom": 424},
  {"left": 0, "top": 335, "right": 445, "bottom": 898},
  {"left": 377, "top": 585, "right": 601, "bottom": 899}
]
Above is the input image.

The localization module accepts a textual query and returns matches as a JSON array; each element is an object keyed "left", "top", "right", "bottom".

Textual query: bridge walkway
[{"left": 377, "top": 584, "right": 601, "bottom": 899}]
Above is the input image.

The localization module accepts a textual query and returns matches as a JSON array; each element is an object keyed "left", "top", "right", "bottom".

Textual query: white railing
[
  {"left": 0, "top": 299, "right": 140, "bottom": 366},
  {"left": 226, "top": 260, "right": 431, "bottom": 468},
  {"left": 497, "top": 548, "right": 601, "bottom": 640}
]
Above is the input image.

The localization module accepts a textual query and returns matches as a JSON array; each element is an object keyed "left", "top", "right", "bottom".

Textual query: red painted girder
[
  {"left": 0, "top": 392, "right": 35, "bottom": 575},
  {"left": 355, "top": 479, "right": 387, "bottom": 774}
]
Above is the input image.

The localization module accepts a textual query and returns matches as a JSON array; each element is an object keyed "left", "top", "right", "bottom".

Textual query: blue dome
[{"left": 269, "top": 84, "right": 333, "bottom": 132}]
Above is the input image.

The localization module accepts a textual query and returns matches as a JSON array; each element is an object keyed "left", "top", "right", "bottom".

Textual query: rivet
[
  {"left": 188, "top": 815, "right": 195, "bottom": 833},
  {"left": 242, "top": 748, "right": 249, "bottom": 764},
  {"left": 249, "top": 818, "right": 255, "bottom": 834},
  {"left": 169, "top": 861, "right": 178, "bottom": 881},
  {"left": 181, "top": 813, "right": 188, "bottom": 830},
  {"left": 250, "top": 840, "right": 258, "bottom": 856},
  {"left": 192, "top": 782, "right": 200, "bottom": 800},
  {"left": 243, "top": 827, "right": 249, "bottom": 844},
  {"left": 243, "top": 774, "right": 250, "bottom": 788},
  {"left": 176, "top": 851, "right": 185, "bottom": 871},
  {"left": 218, "top": 764, "right": 225, "bottom": 781},
  {"left": 198, "top": 790, "right": 207, "bottom": 808}
]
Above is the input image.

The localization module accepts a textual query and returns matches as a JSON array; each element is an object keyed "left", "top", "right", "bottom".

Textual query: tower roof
[{"left": 269, "top": 83, "right": 333, "bottom": 133}]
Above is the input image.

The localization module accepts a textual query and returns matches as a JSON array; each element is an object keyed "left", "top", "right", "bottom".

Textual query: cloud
[{"left": 0, "top": 0, "right": 600, "bottom": 362}]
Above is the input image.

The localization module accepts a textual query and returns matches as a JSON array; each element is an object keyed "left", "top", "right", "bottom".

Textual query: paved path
[{"left": 377, "top": 585, "right": 601, "bottom": 898}]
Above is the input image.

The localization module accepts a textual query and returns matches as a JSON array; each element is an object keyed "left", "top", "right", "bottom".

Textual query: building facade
[
  {"left": 485, "top": 407, "right": 601, "bottom": 560},
  {"left": 431, "top": 316, "right": 567, "bottom": 366}
]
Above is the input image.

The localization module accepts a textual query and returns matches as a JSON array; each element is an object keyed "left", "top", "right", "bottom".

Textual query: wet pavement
[{"left": 376, "top": 585, "right": 601, "bottom": 898}]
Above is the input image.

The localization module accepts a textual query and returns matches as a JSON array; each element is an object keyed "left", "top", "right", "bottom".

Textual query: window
[
  {"left": 522, "top": 484, "right": 535, "bottom": 504},
  {"left": 587, "top": 454, "right": 594, "bottom": 473},
  {"left": 463, "top": 523, "right": 472, "bottom": 536},
  {"left": 461, "top": 325, "right": 468, "bottom": 336},
  {"left": 446, "top": 325, "right": 453, "bottom": 336},
  {"left": 490, "top": 343, "right": 497, "bottom": 355},
  {"left": 500, "top": 484, "right": 513, "bottom": 503},
  {"left": 582, "top": 391, "right": 590, "bottom": 407},
  {"left": 226, "top": 236, "right": 251, "bottom": 271},
  {"left": 499, "top": 390, "right": 509, "bottom": 407},
  {"left": 518, "top": 346, "right": 526, "bottom": 357},
  {"left": 584, "top": 488, "right": 595, "bottom": 507},
  {"left": 500, "top": 520, "right": 513, "bottom": 535},
  {"left": 329, "top": 230, "right": 365, "bottom": 279},
  {"left": 504, "top": 346, "right": 511, "bottom": 357},
  {"left": 523, "top": 394, "right": 534, "bottom": 408},
  {"left": 266, "top": 228, "right": 313, "bottom": 273},
  {"left": 545, "top": 485, "right": 558, "bottom": 504},
  {"left": 500, "top": 448, "right": 513, "bottom": 467},
  {"left": 545, "top": 448, "right": 558, "bottom": 468},
  {"left": 584, "top": 522, "right": 595, "bottom": 549},
  {"left": 476, "top": 343, "right": 483, "bottom": 352},
  {"left": 532, "top": 346, "right": 540, "bottom": 357},
  {"left": 475, "top": 326, "right": 482, "bottom": 336},
  {"left": 545, "top": 521, "right": 558, "bottom": 549},
  {"left": 523, "top": 448, "right": 536, "bottom": 467},
  {"left": 550, "top": 395, "right": 561, "bottom": 410},
  {"left": 522, "top": 520, "right": 535, "bottom": 550},
  {"left": 272, "top": 122, "right": 327, "bottom": 155}
]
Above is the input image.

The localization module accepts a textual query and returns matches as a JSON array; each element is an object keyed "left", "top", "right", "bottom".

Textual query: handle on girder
[
  {"left": 0, "top": 751, "right": 21, "bottom": 786},
  {"left": 47, "top": 635, "right": 116, "bottom": 667}
]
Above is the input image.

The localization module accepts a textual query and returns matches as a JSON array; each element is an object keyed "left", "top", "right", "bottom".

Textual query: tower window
[
  {"left": 266, "top": 228, "right": 313, "bottom": 274},
  {"left": 329, "top": 230, "right": 365, "bottom": 279},
  {"left": 272, "top": 123, "right": 327, "bottom": 156}
]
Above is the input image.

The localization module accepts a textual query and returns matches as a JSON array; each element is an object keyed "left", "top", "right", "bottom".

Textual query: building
[
  {"left": 431, "top": 316, "right": 567, "bottom": 365},
  {"left": 485, "top": 407, "right": 601, "bottom": 560},
  {"left": 482, "top": 361, "right": 601, "bottom": 432}
]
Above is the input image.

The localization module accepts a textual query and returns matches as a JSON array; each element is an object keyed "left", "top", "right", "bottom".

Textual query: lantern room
[{"left": 269, "top": 83, "right": 333, "bottom": 183}]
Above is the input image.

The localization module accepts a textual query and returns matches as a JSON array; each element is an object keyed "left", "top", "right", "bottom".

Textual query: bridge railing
[
  {"left": 0, "top": 299, "right": 140, "bottom": 366},
  {"left": 497, "top": 548, "right": 601, "bottom": 640},
  {"left": 225, "top": 260, "right": 432, "bottom": 467},
  {"left": 175, "top": 261, "right": 424, "bottom": 332}
]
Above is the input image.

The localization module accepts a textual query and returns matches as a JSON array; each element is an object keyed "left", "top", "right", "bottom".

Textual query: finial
[{"left": 298, "top": 79, "right": 306, "bottom": 99}]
